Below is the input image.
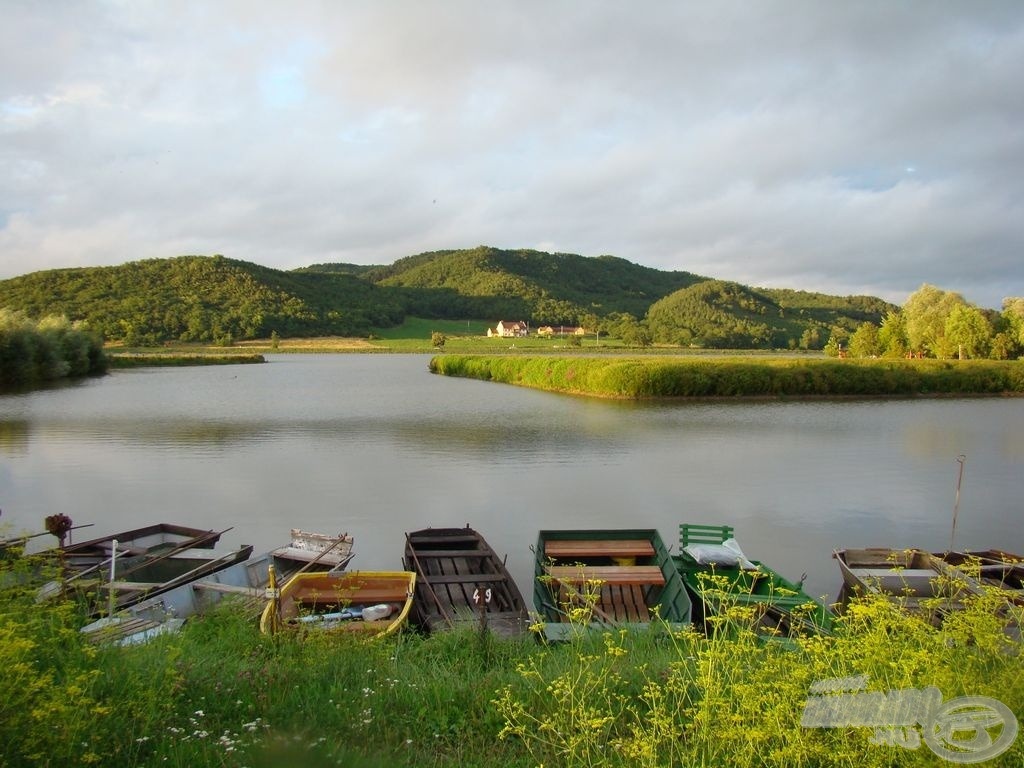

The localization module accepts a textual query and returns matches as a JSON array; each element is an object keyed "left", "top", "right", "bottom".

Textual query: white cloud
[{"left": 1, "top": 1, "right": 1022, "bottom": 309}]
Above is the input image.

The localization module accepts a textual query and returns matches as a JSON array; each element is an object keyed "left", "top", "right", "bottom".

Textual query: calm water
[{"left": 1, "top": 354, "right": 1022, "bottom": 602}]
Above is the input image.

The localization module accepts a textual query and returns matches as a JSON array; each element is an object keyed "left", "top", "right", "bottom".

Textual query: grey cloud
[{"left": 1, "top": 1, "right": 1022, "bottom": 310}]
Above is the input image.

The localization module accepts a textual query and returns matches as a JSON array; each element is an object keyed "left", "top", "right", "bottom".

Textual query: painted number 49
[{"left": 473, "top": 588, "right": 492, "bottom": 605}]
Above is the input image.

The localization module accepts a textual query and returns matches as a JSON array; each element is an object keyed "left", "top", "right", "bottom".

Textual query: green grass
[
  {"left": 430, "top": 355, "right": 1024, "bottom": 399},
  {"left": 1, "top": 552, "right": 1021, "bottom": 767},
  {"left": 107, "top": 353, "right": 266, "bottom": 368}
]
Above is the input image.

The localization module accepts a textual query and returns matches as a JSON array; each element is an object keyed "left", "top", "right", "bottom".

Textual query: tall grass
[
  {"left": 2, "top": 552, "right": 1020, "bottom": 767},
  {"left": 431, "top": 355, "right": 1024, "bottom": 398}
]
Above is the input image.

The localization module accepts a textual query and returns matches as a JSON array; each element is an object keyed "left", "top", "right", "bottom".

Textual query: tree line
[
  {"left": 3, "top": 250, "right": 1012, "bottom": 357},
  {"left": 823, "top": 285, "right": 1024, "bottom": 360},
  {"left": 0, "top": 310, "right": 107, "bottom": 390}
]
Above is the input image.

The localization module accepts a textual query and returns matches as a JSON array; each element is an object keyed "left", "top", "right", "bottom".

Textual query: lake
[{"left": 1, "top": 354, "right": 1021, "bottom": 603}]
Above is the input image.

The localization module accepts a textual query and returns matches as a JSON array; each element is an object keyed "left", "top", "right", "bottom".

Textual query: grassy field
[{"left": 1, "top": 550, "right": 1021, "bottom": 767}]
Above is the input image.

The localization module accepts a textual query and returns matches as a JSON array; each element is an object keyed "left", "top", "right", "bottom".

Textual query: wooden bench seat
[
  {"left": 546, "top": 565, "right": 665, "bottom": 586},
  {"left": 544, "top": 539, "right": 656, "bottom": 559}
]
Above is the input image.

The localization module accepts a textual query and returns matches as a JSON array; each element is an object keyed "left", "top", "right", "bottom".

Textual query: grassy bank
[
  {"left": 107, "top": 353, "right": 266, "bottom": 369},
  {"left": 429, "top": 355, "right": 1024, "bottom": 399},
  {"left": 1, "top": 554, "right": 1020, "bottom": 767}
]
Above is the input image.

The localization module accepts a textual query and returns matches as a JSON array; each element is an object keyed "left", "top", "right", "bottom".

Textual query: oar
[
  {"left": 280, "top": 532, "right": 353, "bottom": 580},
  {"left": 265, "top": 533, "right": 352, "bottom": 630},
  {"left": 550, "top": 576, "right": 620, "bottom": 627},
  {"left": 404, "top": 532, "right": 453, "bottom": 627},
  {"left": 117, "top": 527, "right": 231, "bottom": 579}
]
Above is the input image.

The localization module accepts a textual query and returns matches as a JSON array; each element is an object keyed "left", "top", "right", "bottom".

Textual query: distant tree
[
  {"left": 431, "top": 331, "right": 446, "bottom": 349},
  {"left": 902, "top": 284, "right": 967, "bottom": 358},
  {"left": 799, "top": 326, "right": 821, "bottom": 350},
  {"left": 877, "top": 310, "right": 909, "bottom": 358},
  {"left": 847, "top": 322, "right": 880, "bottom": 358},
  {"left": 944, "top": 305, "right": 992, "bottom": 359},
  {"left": 1003, "top": 298, "right": 1024, "bottom": 349}
]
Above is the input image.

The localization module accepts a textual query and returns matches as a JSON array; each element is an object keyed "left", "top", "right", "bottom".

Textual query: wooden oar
[
  {"left": 550, "top": 576, "right": 620, "bottom": 627},
  {"left": 404, "top": 532, "right": 453, "bottom": 627}
]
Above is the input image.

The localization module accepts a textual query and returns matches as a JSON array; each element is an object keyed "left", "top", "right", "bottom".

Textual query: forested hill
[
  {"left": 360, "top": 246, "right": 704, "bottom": 321},
  {"left": 0, "top": 247, "right": 895, "bottom": 346},
  {"left": 0, "top": 255, "right": 406, "bottom": 345}
]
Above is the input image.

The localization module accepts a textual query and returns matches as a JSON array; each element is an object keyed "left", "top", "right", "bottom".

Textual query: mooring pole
[{"left": 950, "top": 454, "right": 966, "bottom": 552}]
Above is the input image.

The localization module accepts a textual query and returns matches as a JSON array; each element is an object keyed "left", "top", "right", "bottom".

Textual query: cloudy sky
[{"left": 2, "top": 2, "right": 1022, "bottom": 309}]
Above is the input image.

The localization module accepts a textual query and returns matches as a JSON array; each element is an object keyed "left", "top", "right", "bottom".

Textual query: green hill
[
  {"left": 647, "top": 280, "right": 895, "bottom": 349},
  {"left": 0, "top": 248, "right": 896, "bottom": 347},
  {"left": 0, "top": 255, "right": 405, "bottom": 345}
]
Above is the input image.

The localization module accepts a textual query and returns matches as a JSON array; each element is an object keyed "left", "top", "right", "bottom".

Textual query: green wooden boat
[
  {"left": 673, "top": 523, "right": 833, "bottom": 639},
  {"left": 534, "top": 528, "right": 691, "bottom": 641}
]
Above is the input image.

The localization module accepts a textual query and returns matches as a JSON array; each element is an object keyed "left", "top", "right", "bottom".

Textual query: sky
[{"left": 1, "top": 2, "right": 1022, "bottom": 310}]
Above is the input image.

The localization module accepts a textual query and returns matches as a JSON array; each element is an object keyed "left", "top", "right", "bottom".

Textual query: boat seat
[
  {"left": 544, "top": 540, "right": 656, "bottom": 559},
  {"left": 421, "top": 573, "right": 506, "bottom": 585},
  {"left": 546, "top": 565, "right": 665, "bottom": 586}
]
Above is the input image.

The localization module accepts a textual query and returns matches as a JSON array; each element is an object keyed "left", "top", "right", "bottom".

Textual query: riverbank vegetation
[
  {"left": 430, "top": 355, "right": 1024, "bottom": 399},
  {"left": 1, "top": 550, "right": 1020, "bottom": 767},
  {"left": 0, "top": 310, "right": 107, "bottom": 391},
  {"left": 106, "top": 353, "right": 266, "bottom": 369}
]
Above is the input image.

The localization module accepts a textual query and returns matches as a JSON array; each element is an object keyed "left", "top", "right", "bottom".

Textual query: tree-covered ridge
[
  {"left": 372, "top": 246, "right": 703, "bottom": 322},
  {"left": 644, "top": 280, "right": 897, "bottom": 349},
  {"left": 0, "top": 255, "right": 404, "bottom": 344},
  {"left": 0, "top": 248, "right": 939, "bottom": 350}
]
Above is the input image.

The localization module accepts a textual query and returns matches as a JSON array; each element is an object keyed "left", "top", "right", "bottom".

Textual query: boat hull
[
  {"left": 404, "top": 525, "right": 528, "bottom": 636},
  {"left": 261, "top": 570, "right": 415, "bottom": 639},
  {"left": 674, "top": 523, "right": 833, "bottom": 639},
  {"left": 834, "top": 548, "right": 983, "bottom": 620},
  {"left": 534, "top": 528, "right": 691, "bottom": 641}
]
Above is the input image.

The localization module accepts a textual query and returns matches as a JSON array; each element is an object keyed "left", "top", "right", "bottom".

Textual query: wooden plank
[
  {"left": 408, "top": 534, "right": 481, "bottom": 545},
  {"left": 192, "top": 581, "right": 263, "bottom": 596},
  {"left": 547, "top": 565, "right": 665, "bottom": 586},
  {"left": 409, "top": 550, "right": 491, "bottom": 559},
  {"left": 545, "top": 540, "right": 655, "bottom": 559},
  {"left": 425, "top": 573, "right": 505, "bottom": 585}
]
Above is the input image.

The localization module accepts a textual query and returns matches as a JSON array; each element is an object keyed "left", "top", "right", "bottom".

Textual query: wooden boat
[
  {"left": 933, "top": 549, "right": 1024, "bottom": 605},
  {"left": 81, "top": 530, "right": 354, "bottom": 645},
  {"left": 403, "top": 525, "right": 528, "bottom": 636},
  {"left": 533, "top": 529, "right": 691, "bottom": 641},
  {"left": 270, "top": 528, "right": 354, "bottom": 571},
  {"left": 833, "top": 547, "right": 984, "bottom": 620},
  {"left": 79, "top": 542, "right": 256, "bottom": 616},
  {"left": 36, "top": 522, "right": 225, "bottom": 574},
  {"left": 260, "top": 570, "right": 415, "bottom": 639},
  {"left": 673, "top": 523, "right": 833, "bottom": 639}
]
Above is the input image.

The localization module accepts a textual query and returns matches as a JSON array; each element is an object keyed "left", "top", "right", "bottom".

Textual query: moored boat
[
  {"left": 260, "top": 570, "right": 415, "bottom": 639},
  {"left": 403, "top": 525, "right": 528, "bottom": 636},
  {"left": 673, "top": 523, "right": 833, "bottom": 639},
  {"left": 77, "top": 542, "right": 256, "bottom": 616},
  {"left": 833, "top": 547, "right": 984, "bottom": 621},
  {"left": 38, "top": 522, "right": 224, "bottom": 571},
  {"left": 82, "top": 530, "right": 354, "bottom": 645},
  {"left": 533, "top": 528, "right": 691, "bottom": 641},
  {"left": 933, "top": 549, "right": 1024, "bottom": 605}
]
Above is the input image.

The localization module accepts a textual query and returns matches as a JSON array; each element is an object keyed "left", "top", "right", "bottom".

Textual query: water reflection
[{"left": 1, "top": 354, "right": 1021, "bottom": 603}]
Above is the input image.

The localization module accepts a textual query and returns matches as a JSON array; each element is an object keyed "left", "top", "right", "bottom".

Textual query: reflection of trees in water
[{"left": 0, "top": 420, "right": 31, "bottom": 456}]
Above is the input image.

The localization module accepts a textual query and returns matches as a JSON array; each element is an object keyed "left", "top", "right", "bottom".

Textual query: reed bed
[{"left": 430, "top": 355, "right": 1024, "bottom": 398}]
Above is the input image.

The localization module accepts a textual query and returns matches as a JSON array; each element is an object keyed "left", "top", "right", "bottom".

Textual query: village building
[{"left": 488, "top": 320, "right": 529, "bottom": 338}]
